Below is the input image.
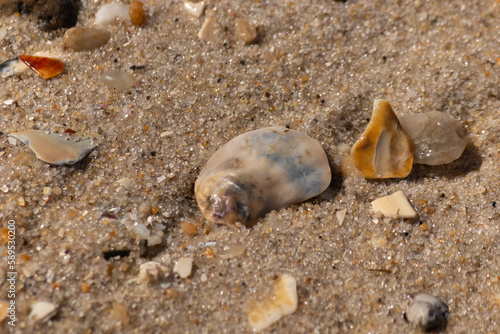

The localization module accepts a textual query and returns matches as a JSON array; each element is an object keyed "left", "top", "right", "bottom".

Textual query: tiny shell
[
  {"left": 95, "top": 3, "right": 130, "bottom": 26},
  {"left": 351, "top": 99, "right": 413, "bottom": 179},
  {"left": 64, "top": 27, "right": 111, "bottom": 51},
  {"left": 371, "top": 190, "right": 417, "bottom": 218},
  {"left": 247, "top": 274, "right": 298, "bottom": 332},
  {"left": 19, "top": 55, "right": 63, "bottom": 79},
  {"left": 195, "top": 126, "right": 331, "bottom": 227},
  {"left": 100, "top": 70, "right": 135, "bottom": 91},
  {"left": 405, "top": 293, "right": 449, "bottom": 331},
  {"left": 9, "top": 130, "right": 95, "bottom": 165},
  {"left": 129, "top": 1, "right": 146, "bottom": 26}
]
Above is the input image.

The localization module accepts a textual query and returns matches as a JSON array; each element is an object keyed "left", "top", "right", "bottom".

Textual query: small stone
[
  {"left": 200, "top": 273, "right": 208, "bottom": 282},
  {"left": 17, "top": 197, "right": 26, "bottom": 207},
  {"left": 81, "top": 282, "right": 90, "bottom": 293},
  {"left": 219, "top": 243, "right": 245, "bottom": 259},
  {"left": 173, "top": 257, "right": 193, "bottom": 278},
  {"left": 235, "top": 18, "right": 257, "bottom": 43},
  {"left": 184, "top": 1, "right": 206, "bottom": 18},
  {"left": 0, "top": 300, "right": 9, "bottom": 322},
  {"left": 19, "top": 55, "right": 64, "bottom": 79},
  {"left": 180, "top": 222, "right": 197, "bottom": 235},
  {"left": 399, "top": 111, "right": 467, "bottom": 165},
  {"left": 129, "top": 1, "right": 146, "bottom": 26},
  {"left": 53, "top": 187, "right": 62, "bottom": 195},
  {"left": 137, "top": 261, "right": 164, "bottom": 284},
  {"left": 9, "top": 130, "right": 95, "bottom": 165},
  {"left": 139, "top": 202, "right": 151, "bottom": 213},
  {"left": 247, "top": 274, "right": 298, "bottom": 332},
  {"left": 405, "top": 293, "right": 448, "bottom": 331},
  {"left": 371, "top": 190, "right": 417, "bottom": 219},
  {"left": 43, "top": 187, "right": 52, "bottom": 196},
  {"left": 336, "top": 208, "right": 347, "bottom": 225},
  {"left": 95, "top": 3, "right": 130, "bottom": 26},
  {"left": 64, "top": 27, "right": 111, "bottom": 51},
  {"left": 29, "top": 301, "right": 58, "bottom": 322},
  {"left": 165, "top": 288, "right": 180, "bottom": 299},
  {"left": 0, "top": 57, "right": 29, "bottom": 78},
  {"left": 100, "top": 70, "right": 135, "bottom": 91},
  {"left": 351, "top": 99, "right": 413, "bottom": 179},
  {"left": 198, "top": 17, "right": 218, "bottom": 42},
  {"left": 110, "top": 302, "right": 130, "bottom": 325},
  {"left": 131, "top": 224, "right": 150, "bottom": 239}
]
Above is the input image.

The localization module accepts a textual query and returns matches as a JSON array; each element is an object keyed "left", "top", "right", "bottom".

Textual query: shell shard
[
  {"left": 9, "top": 130, "right": 95, "bottom": 165},
  {"left": 351, "top": 99, "right": 413, "bottom": 179},
  {"left": 195, "top": 126, "right": 331, "bottom": 227},
  {"left": 19, "top": 55, "right": 64, "bottom": 79},
  {"left": 0, "top": 57, "right": 29, "bottom": 78}
]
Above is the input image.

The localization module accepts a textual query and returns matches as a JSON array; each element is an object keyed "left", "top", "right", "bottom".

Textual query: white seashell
[
  {"left": 9, "top": 130, "right": 95, "bottom": 165},
  {"left": 195, "top": 126, "right": 331, "bottom": 227},
  {"left": 95, "top": 3, "right": 130, "bottom": 26},
  {"left": 405, "top": 293, "right": 449, "bottom": 331},
  {"left": 371, "top": 190, "right": 417, "bottom": 218}
]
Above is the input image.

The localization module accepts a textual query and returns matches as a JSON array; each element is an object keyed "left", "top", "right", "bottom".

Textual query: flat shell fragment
[
  {"left": 399, "top": 111, "right": 467, "bottom": 165},
  {"left": 371, "top": 190, "right": 417, "bottom": 218},
  {"left": 247, "top": 274, "right": 298, "bottom": 332},
  {"left": 195, "top": 126, "right": 331, "bottom": 226},
  {"left": 29, "top": 301, "right": 58, "bottom": 322},
  {"left": 64, "top": 27, "right": 111, "bottom": 51},
  {"left": 9, "top": 130, "right": 95, "bottom": 165},
  {"left": 351, "top": 99, "right": 413, "bottom": 178},
  {"left": 19, "top": 54, "right": 63, "bottom": 79},
  {"left": 405, "top": 293, "right": 449, "bottom": 331},
  {"left": 0, "top": 57, "right": 29, "bottom": 78},
  {"left": 184, "top": 1, "right": 206, "bottom": 18},
  {"left": 198, "top": 17, "right": 218, "bottom": 42}
]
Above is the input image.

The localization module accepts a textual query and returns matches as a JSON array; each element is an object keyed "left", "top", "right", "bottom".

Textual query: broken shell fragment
[
  {"left": 405, "top": 293, "right": 449, "bottom": 331},
  {"left": 9, "top": 130, "right": 95, "bottom": 165},
  {"left": 0, "top": 57, "right": 29, "bottom": 78},
  {"left": 184, "top": 1, "right": 206, "bottom": 18},
  {"left": 195, "top": 126, "right": 331, "bottom": 227},
  {"left": 198, "top": 17, "right": 218, "bottom": 42},
  {"left": 247, "top": 274, "right": 298, "bottom": 332},
  {"left": 371, "top": 190, "right": 417, "bottom": 218},
  {"left": 399, "top": 111, "right": 467, "bottom": 165},
  {"left": 64, "top": 27, "right": 111, "bottom": 51},
  {"left": 19, "top": 54, "right": 63, "bottom": 79},
  {"left": 351, "top": 99, "right": 413, "bottom": 178}
]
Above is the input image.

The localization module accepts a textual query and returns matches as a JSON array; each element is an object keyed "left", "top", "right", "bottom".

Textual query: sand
[{"left": 0, "top": 0, "right": 499, "bottom": 333}]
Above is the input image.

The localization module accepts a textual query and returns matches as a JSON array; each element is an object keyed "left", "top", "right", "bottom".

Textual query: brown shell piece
[
  {"left": 351, "top": 99, "right": 413, "bottom": 179},
  {"left": 19, "top": 55, "right": 64, "bottom": 79}
]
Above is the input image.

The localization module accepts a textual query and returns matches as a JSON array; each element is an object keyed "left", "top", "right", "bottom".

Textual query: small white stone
[
  {"left": 200, "top": 273, "right": 208, "bottom": 282},
  {"left": 117, "top": 177, "right": 135, "bottom": 190},
  {"left": 43, "top": 187, "right": 52, "bottom": 196},
  {"left": 184, "top": 1, "right": 206, "bottom": 18},
  {"left": 131, "top": 224, "right": 150, "bottom": 239},
  {"left": 29, "top": 301, "right": 58, "bottom": 322},
  {"left": 173, "top": 257, "right": 193, "bottom": 278},
  {"left": 336, "top": 209, "right": 347, "bottom": 225},
  {"left": 157, "top": 175, "right": 167, "bottom": 183},
  {"left": 137, "top": 261, "right": 164, "bottom": 284},
  {"left": 405, "top": 293, "right": 448, "bottom": 331},
  {"left": 371, "top": 190, "right": 417, "bottom": 218},
  {"left": 3, "top": 99, "right": 14, "bottom": 105},
  {"left": 95, "top": 3, "right": 130, "bottom": 26},
  {"left": 198, "top": 17, "right": 218, "bottom": 42}
]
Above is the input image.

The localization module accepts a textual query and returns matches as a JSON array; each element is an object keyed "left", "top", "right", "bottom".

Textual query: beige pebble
[
  {"left": 110, "top": 302, "right": 130, "bottom": 325},
  {"left": 139, "top": 202, "right": 151, "bottom": 213},
  {"left": 336, "top": 208, "right": 347, "bottom": 225},
  {"left": 17, "top": 197, "right": 26, "bottom": 206},
  {"left": 129, "top": 1, "right": 146, "bottom": 26},
  {"left": 137, "top": 261, "right": 164, "bottom": 283},
  {"left": 53, "top": 186, "right": 62, "bottom": 195},
  {"left": 43, "top": 187, "right": 52, "bottom": 196},
  {"left": 218, "top": 243, "right": 245, "bottom": 259},
  {"left": 180, "top": 221, "right": 197, "bottom": 235},
  {"left": 235, "top": 18, "right": 257, "bottom": 43},
  {"left": 29, "top": 301, "right": 58, "bottom": 322},
  {"left": 64, "top": 27, "right": 111, "bottom": 51},
  {"left": 351, "top": 99, "right": 413, "bottom": 179},
  {"left": 371, "top": 190, "right": 417, "bottom": 218},
  {"left": 173, "top": 257, "right": 193, "bottom": 278},
  {"left": 198, "top": 17, "right": 218, "bottom": 42},
  {"left": 184, "top": 1, "right": 206, "bottom": 18},
  {"left": 247, "top": 274, "right": 298, "bottom": 332}
]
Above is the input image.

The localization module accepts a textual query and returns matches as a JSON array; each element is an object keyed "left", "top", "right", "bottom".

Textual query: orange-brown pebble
[
  {"left": 129, "top": 1, "right": 146, "bottom": 26},
  {"left": 203, "top": 248, "right": 215, "bottom": 257},
  {"left": 165, "top": 288, "right": 180, "bottom": 299},
  {"left": 0, "top": 228, "right": 8, "bottom": 244},
  {"left": 419, "top": 222, "right": 429, "bottom": 231},
  {"left": 0, "top": 300, "right": 8, "bottom": 322},
  {"left": 110, "top": 302, "right": 130, "bottom": 325},
  {"left": 19, "top": 55, "right": 64, "bottom": 79},
  {"left": 151, "top": 207, "right": 159, "bottom": 214},
  {"left": 21, "top": 254, "right": 31, "bottom": 261},
  {"left": 81, "top": 282, "right": 90, "bottom": 293},
  {"left": 180, "top": 222, "right": 197, "bottom": 235}
]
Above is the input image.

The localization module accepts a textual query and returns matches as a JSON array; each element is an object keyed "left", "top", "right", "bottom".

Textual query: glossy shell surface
[{"left": 195, "top": 126, "right": 331, "bottom": 226}]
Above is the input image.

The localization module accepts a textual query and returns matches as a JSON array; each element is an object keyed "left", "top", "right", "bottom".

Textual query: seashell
[
  {"left": 0, "top": 57, "right": 29, "bottom": 78},
  {"left": 95, "top": 3, "right": 130, "bottom": 26},
  {"left": 195, "top": 126, "right": 331, "bottom": 227},
  {"left": 371, "top": 190, "right": 417, "bottom": 218},
  {"left": 129, "top": 1, "right": 146, "bottom": 26},
  {"left": 399, "top": 111, "right": 467, "bottom": 165},
  {"left": 351, "top": 99, "right": 413, "bottom": 179},
  {"left": 19, "top": 54, "right": 63, "bottom": 79},
  {"left": 100, "top": 70, "right": 135, "bottom": 91},
  {"left": 405, "top": 293, "right": 448, "bottom": 331},
  {"left": 9, "top": 130, "right": 95, "bottom": 165},
  {"left": 64, "top": 27, "right": 111, "bottom": 51}
]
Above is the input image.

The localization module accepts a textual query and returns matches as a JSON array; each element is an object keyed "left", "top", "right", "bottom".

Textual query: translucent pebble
[
  {"left": 405, "top": 293, "right": 449, "bottom": 331},
  {"left": 195, "top": 126, "right": 331, "bottom": 227},
  {"left": 399, "top": 111, "right": 467, "bottom": 165},
  {"left": 184, "top": 1, "right": 206, "bottom": 18},
  {"left": 95, "top": 3, "right": 130, "bottom": 26},
  {"left": 129, "top": 1, "right": 146, "bottom": 26},
  {"left": 218, "top": 243, "right": 245, "bottom": 259},
  {"left": 100, "top": 70, "right": 135, "bottom": 91},
  {"left": 131, "top": 224, "right": 150, "bottom": 239},
  {"left": 351, "top": 99, "right": 413, "bottom": 179},
  {"left": 235, "top": 18, "right": 257, "bottom": 43},
  {"left": 64, "top": 27, "right": 111, "bottom": 51}
]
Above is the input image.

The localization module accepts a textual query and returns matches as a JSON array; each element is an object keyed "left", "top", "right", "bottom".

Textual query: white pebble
[
  {"left": 371, "top": 190, "right": 417, "bottom": 218},
  {"left": 405, "top": 293, "right": 448, "bottom": 331},
  {"left": 200, "top": 273, "right": 208, "bottom": 282},
  {"left": 29, "top": 301, "right": 58, "bottom": 322},
  {"left": 95, "top": 3, "right": 130, "bottom": 26},
  {"left": 184, "top": 1, "right": 206, "bottom": 18},
  {"left": 173, "top": 257, "right": 193, "bottom": 278},
  {"left": 131, "top": 224, "right": 150, "bottom": 239},
  {"left": 198, "top": 17, "right": 218, "bottom": 42}
]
